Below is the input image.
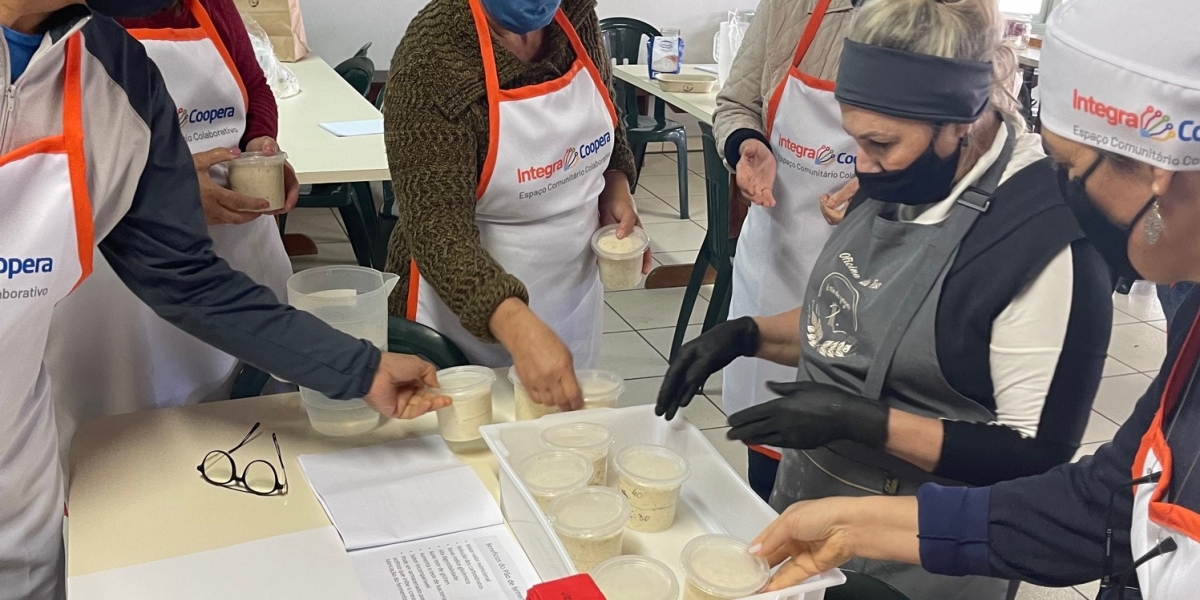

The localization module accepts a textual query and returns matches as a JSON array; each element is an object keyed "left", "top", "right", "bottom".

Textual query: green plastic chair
[
  {"left": 374, "top": 80, "right": 399, "bottom": 270},
  {"left": 669, "top": 123, "right": 735, "bottom": 360},
  {"left": 824, "top": 571, "right": 912, "bottom": 600},
  {"left": 229, "top": 317, "right": 469, "bottom": 399},
  {"left": 600, "top": 17, "right": 691, "bottom": 219},
  {"left": 280, "top": 53, "right": 381, "bottom": 268}
]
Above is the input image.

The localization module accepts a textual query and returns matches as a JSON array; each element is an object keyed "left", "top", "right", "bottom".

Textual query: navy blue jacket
[{"left": 918, "top": 288, "right": 1200, "bottom": 592}]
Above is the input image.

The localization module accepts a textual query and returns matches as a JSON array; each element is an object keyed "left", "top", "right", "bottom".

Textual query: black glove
[
  {"left": 726, "top": 381, "right": 889, "bottom": 450},
  {"left": 656, "top": 317, "right": 760, "bottom": 421}
]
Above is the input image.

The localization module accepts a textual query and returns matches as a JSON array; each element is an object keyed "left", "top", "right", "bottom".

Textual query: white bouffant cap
[{"left": 1039, "top": 0, "right": 1200, "bottom": 170}]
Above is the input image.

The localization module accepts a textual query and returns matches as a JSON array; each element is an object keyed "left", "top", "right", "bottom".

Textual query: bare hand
[
  {"left": 737, "top": 138, "right": 778, "bottom": 208},
  {"left": 751, "top": 500, "right": 856, "bottom": 592},
  {"left": 246, "top": 136, "right": 300, "bottom": 214},
  {"left": 820, "top": 178, "right": 858, "bottom": 226},
  {"left": 193, "top": 148, "right": 270, "bottom": 225},
  {"left": 364, "top": 353, "right": 451, "bottom": 419},
  {"left": 599, "top": 172, "right": 652, "bottom": 274},
  {"left": 507, "top": 312, "right": 583, "bottom": 411}
]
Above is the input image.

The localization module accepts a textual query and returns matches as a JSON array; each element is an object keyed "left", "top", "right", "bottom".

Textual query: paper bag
[{"left": 233, "top": 0, "right": 309, "bottom": 62}]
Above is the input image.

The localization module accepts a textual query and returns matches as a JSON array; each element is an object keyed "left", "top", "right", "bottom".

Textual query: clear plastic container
[
  {"left": 548, "top": 487, "right": 630, "bottom": 572},
  {"left": 228, "top": 151, "right": 289, "bottom": 211},
  {"left": 541, "top": 422, "right": 612, "bottom": 486},
  {"left": 578, "top": 369, "right": 626, "bottom": 409},
  {"left": 299, "top": 394, "right": 381, "bottom": 437},
  {"left": 518, "top": 451, "right": 593, "bottom": 512},
  {"left": 681, "top": 535, "right": 770, "bottom": 600},
  {"left": 615, "top": 444, "right": 691, "bottom": 532},
  {"left": 433, "top": 366, "right": 496, "bottom": 443},
  {"left": 290, "top": 267, "right": 399, "bottom": 436},
  {"left": 592, "top": 555, "right": 680, "bottom": 600},
  {"left": 508, "top": 368, "right": 559, "bottom": 421},
  {"left": 591, "top": 225, "right": 649, "bottom": 291}
]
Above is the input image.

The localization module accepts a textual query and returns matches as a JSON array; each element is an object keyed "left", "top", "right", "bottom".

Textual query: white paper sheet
[
  {"left": 299, "top": 436, "right": 503, "bottom": 551},
  {"left": 349, "top": 525, "right": 539, "bottom": 600},
  {"left": 319, "top": 119, "right": 385, "bottom": 137},
  {"left": 68, "top": 527, "right": 366, "bottom": 600}
]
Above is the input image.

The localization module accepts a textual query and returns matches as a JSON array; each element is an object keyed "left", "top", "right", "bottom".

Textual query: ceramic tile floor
[{"left": 289, "top": 153, "right": 1169, "bottom": 600}]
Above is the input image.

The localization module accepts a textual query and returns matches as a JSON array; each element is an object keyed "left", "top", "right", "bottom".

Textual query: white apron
[
  {"left": 724, "top": 0, "right": 855, "bottom": 453},
  {"left": 0, "top": 35, "right": 90, "bottom": 599},
  {"left": 47, "top": 0, "right": 291, "bottom": 455},
  {"left": 1130, "top": 311, "right": 1200, "bottom": 600},
  {"left": 406, "top": 0, "right": 616, "bottom": 369}
]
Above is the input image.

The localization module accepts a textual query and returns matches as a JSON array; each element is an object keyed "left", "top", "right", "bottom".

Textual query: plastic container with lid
[
  {"left": 548, "top": 487, "right": 630, "bottom": 572},
  {"left": 614, "top": 444, "right": 690, "bottom": 532},
  {"left": 592, "top": 555, "right": 680, "bottom": 600},
  {"left": 541, "top": 422, "right": 612, "bottom": 486},
  {"left": 681, "top": 535, "right": 770, "bottom": 600},
  {"left": 299, "top": 394, "right": 381, "bottom": 437},
  {"left": 519, "top": 451, "right": 594, "bottom": 512},
  {"left": 227, "top": 151, "right": 289, "bottom": 211},
  {"left": 509, "top": 368, "right": 560, "bottom": 421},
  {"left": 578, "top": 369, "right": 626, "bottom": 410},
  {"left": 591, "top": 225, "right": 650, "bottom": 291},
  {"left": 433, "top": 366, "right": 496, "bottom": 444}
]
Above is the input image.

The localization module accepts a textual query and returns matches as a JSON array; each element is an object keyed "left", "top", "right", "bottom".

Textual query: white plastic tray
[{"left": 479, "top": 405, "right": 845, "bottom": 600}]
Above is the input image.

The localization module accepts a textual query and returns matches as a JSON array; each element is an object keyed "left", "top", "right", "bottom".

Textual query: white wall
[{"left": 298, "top": 0, "right": 758, "bottom": 71}]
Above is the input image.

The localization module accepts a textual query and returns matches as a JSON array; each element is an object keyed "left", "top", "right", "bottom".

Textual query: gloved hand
[
  {"left": 726, "top": 381, "right": 889, "bottom": 449},
  {"left": 656, "top": 317, "right": 761, "bottom": 421}
]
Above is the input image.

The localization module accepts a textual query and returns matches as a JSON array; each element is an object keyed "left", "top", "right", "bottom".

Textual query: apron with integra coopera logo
[
  {"left": 725, "top": 0, "right": 857, "bottom": 450},
  {"left": 407, "top": 0, "right": 616, "bottom": 368},
  {"left": 0, "top": 35, "right": 91, "bottom": 598},
  {"left": 48, "top": 0, "right": 293, "bottom": 449}
]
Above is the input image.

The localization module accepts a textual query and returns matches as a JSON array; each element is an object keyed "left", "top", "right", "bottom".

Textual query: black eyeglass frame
[{"left": 196, "top": 422, "right": 288, "bottom": 496}]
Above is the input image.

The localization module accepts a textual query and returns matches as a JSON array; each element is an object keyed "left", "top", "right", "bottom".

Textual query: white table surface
[
  {"left": 276, "top": 56, "right": 390, "bottom": 186},
  {"left": 613, "top": 64, "right": 718, "bottom": 126},
  {"left": 1018, "top": 47, "right": 1040, "bottom": 69},
  {"left": 65, "top": 385, "right": 517, "bottom": 582}
]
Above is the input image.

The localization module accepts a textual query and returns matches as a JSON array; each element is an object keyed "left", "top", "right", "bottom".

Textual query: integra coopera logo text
[{"left": 0, "top": 256, "right": 53, "bottom": 279}]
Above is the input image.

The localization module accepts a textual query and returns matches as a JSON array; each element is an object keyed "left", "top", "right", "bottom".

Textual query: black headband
[{"left": 834, "top": 39, "right": 993, "bottom": 124}]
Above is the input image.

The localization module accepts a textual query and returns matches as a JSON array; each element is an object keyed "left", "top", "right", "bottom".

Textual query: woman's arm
[
  {"left": 713, "top": 0, "right": 779, "bottom": 164},
  {"left": 753, "top": 307, "right": 804, "bottom": 366},
  {"left": 383, "top": 41, "right": 528, "bottom": 342},
  {"left": 204, "top": 0, "right": 278, "bottom": 147}
]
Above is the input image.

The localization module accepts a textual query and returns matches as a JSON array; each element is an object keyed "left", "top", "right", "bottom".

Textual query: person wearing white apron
[
  {"left": 0, "top": 34, "right": 89, "bottom": 599},
  {"left": 46, "top": 0, "right": 294, "bottom": 460},
  {"left": 725, "top": 1, "right": 1200, "bottom": 598},
  {"left": 666, "top": 0, "right": 860, "bottom": 500},
  {"left": 395, "top": 0, "right": 642, "bottom": 409}
]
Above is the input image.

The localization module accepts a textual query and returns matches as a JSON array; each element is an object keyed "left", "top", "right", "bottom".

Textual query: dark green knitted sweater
[{"left": 383, "top": 0, "right": 637, "bottom": 342}]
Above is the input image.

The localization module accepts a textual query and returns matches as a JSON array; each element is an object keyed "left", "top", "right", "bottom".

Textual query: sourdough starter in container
[
  {"left": 519, "top": 451, "right": 593, "bottom": 511},
  {"left": 509, "top": 368, "right": 560, "bottom": 420},
  {"left": 227, "top": 151, "right": 288, "bottom": 211},
  {"left": 592, "top": 555, "right": 680, "bottom": 600},
  {"left": 433, "top": 366, "right": 496, "bottom": 445},
  {"left": 681, "top": 535, "right": 770, "bottom": 600},
  {"left": 578, "top": 369, "right": 626, "bottom": 409},
  {"left": 541, "top": 422, "right": 613, "bottom": 486},
  {"left": 591, "top": 225, "right": 649, "bottom": 291},
  {"left": 549, "top": 487, "right": 630, "bottom": 572},
  {"left": 615, "top": 444, "right": 690, "bottom": 532}
]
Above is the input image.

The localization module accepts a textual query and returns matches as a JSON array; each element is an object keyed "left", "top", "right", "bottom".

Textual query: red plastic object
[{"left": 526, "top": 575, "right": 607, "bottom": 600}]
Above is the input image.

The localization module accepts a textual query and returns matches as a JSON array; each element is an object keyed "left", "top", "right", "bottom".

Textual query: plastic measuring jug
[{"left": 287, "top": 266, "right": 399, "bottom": 436}]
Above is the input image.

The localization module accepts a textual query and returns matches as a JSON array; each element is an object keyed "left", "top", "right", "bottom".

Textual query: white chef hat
[{"left": 1040, "top": 0, "right": 1200, "bottom": 171}]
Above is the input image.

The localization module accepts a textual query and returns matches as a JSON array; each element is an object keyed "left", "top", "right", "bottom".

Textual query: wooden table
[{"left": 65, "top": 378, "right": 523, "bottom": 596}]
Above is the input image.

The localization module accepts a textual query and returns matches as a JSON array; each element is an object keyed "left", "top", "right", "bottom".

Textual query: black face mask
[
  {"left": 856, "top": 130, "right": 962, "bottom": 206},
  {"left": 1057, "top": 156, "right": 1157, "bottom": 281}
]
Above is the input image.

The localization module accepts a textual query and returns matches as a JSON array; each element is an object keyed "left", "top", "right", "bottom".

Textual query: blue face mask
[{"left": 480, "top": 0, "right": 561, "bottom": 35}]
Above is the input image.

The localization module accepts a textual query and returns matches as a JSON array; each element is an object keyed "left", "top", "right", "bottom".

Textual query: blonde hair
[{"left": 849, "top": 0, "right": 1025, "bottom": 145}]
